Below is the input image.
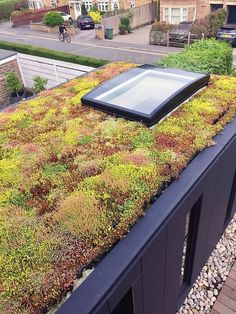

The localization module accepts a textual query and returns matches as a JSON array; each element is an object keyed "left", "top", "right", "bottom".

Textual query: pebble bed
[{"left": 177, "top": 213, "right": 236, "bottom": 314}]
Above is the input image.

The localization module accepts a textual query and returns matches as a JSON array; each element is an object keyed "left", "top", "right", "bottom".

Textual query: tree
[{"left": 81, "top": 3, "right": 88, "bottom": 15}]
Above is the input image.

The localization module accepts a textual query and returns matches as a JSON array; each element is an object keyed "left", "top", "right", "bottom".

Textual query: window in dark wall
[
  {"left": 210, "top": 4, "right": 223, "bottom": 12},
  {"left": 111, "top": 288, "right": 134, "bottom": 314},
  {"left": 225, "top": 170, "right": 236, "bottom": 223},
  {"left": 180, "top": 196, "right": 202, "bottom": 290}
]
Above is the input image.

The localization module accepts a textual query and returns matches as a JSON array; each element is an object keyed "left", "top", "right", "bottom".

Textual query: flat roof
[{"left": 0, "top": 49, "right": 17, "bottom": 61}]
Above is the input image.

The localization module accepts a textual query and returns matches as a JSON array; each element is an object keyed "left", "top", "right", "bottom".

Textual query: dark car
[
  {"left": 169, "top": 21, "right": 193, "bottom": 43},
  {"left": 216, "top": 25, "right": 236, "bottom": 47},
  {"left": 77, "top": 15, "right": 95, "bottom": 30}
]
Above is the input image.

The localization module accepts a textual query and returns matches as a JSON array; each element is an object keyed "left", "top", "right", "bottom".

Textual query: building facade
[
  {"left": 28, "top": 0, "right": 153, "bottom": 19},
  {"left": 160, "top": 0, "right": 236, "bottom": 24},
  {"left": 28, "top": 0, "right": 68, "bottom": 10},
  {"left": 69, "top": 0, "right": 153, "bottom": 19}
]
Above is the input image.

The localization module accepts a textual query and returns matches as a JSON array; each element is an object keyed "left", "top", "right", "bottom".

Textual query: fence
[
  {"left": 102, "top": 2, "right": 157, "bottom": 36},
  {"left": 17, "top": 54, "right": 94, "bottom": 89},
  {"left": 56, "top": 115, "right": 236, "bottom": 314},
  {"left": 150, "top": 30, "right": 205, "bottom": 47},
  {"left": 11, "top": 5, "right": 69, "bottom": 27}
]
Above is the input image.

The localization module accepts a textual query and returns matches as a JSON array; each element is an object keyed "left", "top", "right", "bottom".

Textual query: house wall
[
  {"left": 160, "top": 0, "right": 197, "bottom": 23},
  {"left": 103, "top": 2, "right": 157, "bottom": 35},
  {"left": 43, "top": 0, "right": 68, "bottom": 9},
  {"left": 0, "top": 57, "right": 23, "bottom": 107},
  {"left": 160, "top": 0, "right": 236, "bottom": 22}
]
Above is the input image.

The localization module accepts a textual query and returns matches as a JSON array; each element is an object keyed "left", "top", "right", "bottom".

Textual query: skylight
[{"left": 81, "top": 65, "right": 210, "bottom": 126}]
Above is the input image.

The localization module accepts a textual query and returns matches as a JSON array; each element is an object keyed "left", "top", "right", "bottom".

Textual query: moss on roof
[{"left": 0, "top": 62, "right": 235, "bottom": 313}]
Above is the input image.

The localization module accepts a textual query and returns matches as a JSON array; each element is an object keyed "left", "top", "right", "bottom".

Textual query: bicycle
[{"left": 59, "top": 33, "right": 71, "bottom": 43}]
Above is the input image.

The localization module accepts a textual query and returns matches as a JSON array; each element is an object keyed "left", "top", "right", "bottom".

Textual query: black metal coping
[
  {"left": 0, "top": 49, "right": 17, "bottom": 61},
  {"left": 81, "top": 65, "right": 210, "bottom": 126},
  {"left": 56, "top": 114, "right": 236, "bottom": 314}
]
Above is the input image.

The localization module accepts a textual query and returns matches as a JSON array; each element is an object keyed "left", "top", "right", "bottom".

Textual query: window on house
[
  {"left": 130, "top": 0, "right": 135, "bottom": 9},
  {"left": 28, "top": 1, "right": 34, "bottom": 8},
  {"left": 84, "top": 1, "right": 93, "bottom": 10},
  {"left": 98, "top": 1, "right": 108, "bottom": 11},
  {"left": 183, "top": 8, "right": 188, "bottom": 21},
  {"left": 210, "top": 4, "right": 223, "bottom": 12},
  {"left": 163, "top": 7, "right": 189, "bottom": 24},
  {"left": 171, "top": 8, "right": 181, "bottom": 24},
  {"left": 164, "top": 7, "right": 169, "bottom": 22}
]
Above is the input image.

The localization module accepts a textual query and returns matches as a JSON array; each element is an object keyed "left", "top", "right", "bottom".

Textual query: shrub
[
  {"left": 151, "top": 21, "right": 173, "bottom": 32},
  {"left": 190, "top": 9, "right": 227, "bottom": 38},
  {"left": 89, "top": 10, "right": 101, "bottom": 23},
  {"left": 43, "top": 11, "right": 64, "bottom": 27},
  {"left": 81, "top": 3, "right": 88, "bottom": 15},
  {"left": 0, "top": 41, "right": 108, "bottom": 67},
  {"left": 119, "top": 14, "right": 131, "bottom": 34},
  {"left": 6, "top": 71, "right": 23, "bottom": 96},
  {"left": 157, "top": 39, "right": 233, "bottom": 75},
  {"left": 33, "top": 76, "right": 48, "bottom": 94}
]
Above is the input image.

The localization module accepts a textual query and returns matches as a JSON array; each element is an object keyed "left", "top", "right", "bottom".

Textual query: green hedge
[
  {"left": 0, "top": 41, "right": 108, "bottom": 68},
  {"left": 157, "top": 39, "right": 233, "bottom": 75}
]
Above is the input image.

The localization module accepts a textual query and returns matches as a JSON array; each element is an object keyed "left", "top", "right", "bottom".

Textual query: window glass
[
  {"left": 98, "top": 1, "right": 108, "bottom": 11},
  {"left": 85, "top": 1, "right": 92, "bottom": 10},
  {"left": 183, "top": 8, "right": 188, "bottom": 21},
  {"left": 171, "top": 8, "right": 181, "bottom": 24},
  {"left": 164, "top": 8, "right": 169, "bottom": 22}
]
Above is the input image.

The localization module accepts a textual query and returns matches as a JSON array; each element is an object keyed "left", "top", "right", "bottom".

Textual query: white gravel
[{"left": 177, "top": 213, "right": 236, "bottom": 314}]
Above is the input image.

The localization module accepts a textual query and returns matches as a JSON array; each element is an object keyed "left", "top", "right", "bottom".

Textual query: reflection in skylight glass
[{"left": 96, "top": 70, "right": 194, "bottom": 114}]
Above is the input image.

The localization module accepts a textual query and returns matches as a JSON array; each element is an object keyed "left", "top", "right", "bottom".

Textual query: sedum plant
[{"left": 0, "top": 61, "right": 235, "bottom": 313}]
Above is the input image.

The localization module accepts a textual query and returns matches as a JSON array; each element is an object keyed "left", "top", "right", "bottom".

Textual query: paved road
[
  {"left": 0, "top": 23, "right": 181, "bottom": 64},
  {"left": 0, "top": 23, "right": 235, "bottom": 66}
]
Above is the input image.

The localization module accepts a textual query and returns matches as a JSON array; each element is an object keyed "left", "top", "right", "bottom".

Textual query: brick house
[
  {"left": 28, "top": 0, "right": 68, "bottom": 10},
  {"left": 160, "top": 0, "right": 236, "bottom": 24},
  {"left": 28, "top": 0, "right": 153, "bottom": 18},
  {"left": 0, "top": 50, "right": 23, "bottom": 107}
]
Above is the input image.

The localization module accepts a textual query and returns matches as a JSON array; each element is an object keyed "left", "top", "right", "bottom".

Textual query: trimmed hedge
[
  {"left": 157, "top": 39, "right": 233, "bottom": 75},
  {"left": 0, "top": 41, "right": 108, "bottom": 68}
]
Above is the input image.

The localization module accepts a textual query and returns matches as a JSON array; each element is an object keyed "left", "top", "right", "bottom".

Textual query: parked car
[
  {"left": 169, "top": 21, "right": 193, "bottom": 43},
  {"left": 77, "top": 15, "right": 95, "bottom": 30},
  {"left": 56, "top": 11, "right": 73, "bottom": 22},
  {"left": 216, "top": 24, "right": 236, "bottom": 47}
]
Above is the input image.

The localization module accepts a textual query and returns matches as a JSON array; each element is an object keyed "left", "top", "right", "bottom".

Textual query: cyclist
[{"left": 59, "top": 23, "right": 67, "bottom": 37}]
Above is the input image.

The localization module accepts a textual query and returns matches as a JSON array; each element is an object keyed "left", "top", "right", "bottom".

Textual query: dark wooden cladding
[{"left": 57, "top": 117, "right": 236, "bottom": 314}]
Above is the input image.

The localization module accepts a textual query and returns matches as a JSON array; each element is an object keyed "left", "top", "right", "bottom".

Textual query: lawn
[{"left": 0, "top": 62, "right": 235, "bottom": 313}]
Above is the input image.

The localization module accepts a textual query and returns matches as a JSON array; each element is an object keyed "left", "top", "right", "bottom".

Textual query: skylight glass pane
[
  {"left": 81, "top": 65, "right": 210, "bottom": 126},
  {"left": 96, "top": 70, "right": 194, "bottom": 115}
]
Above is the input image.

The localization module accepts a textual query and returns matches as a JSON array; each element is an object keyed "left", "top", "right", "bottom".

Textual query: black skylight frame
[{"left": 81, "top": 65, "right": 210, "bottom": 126}]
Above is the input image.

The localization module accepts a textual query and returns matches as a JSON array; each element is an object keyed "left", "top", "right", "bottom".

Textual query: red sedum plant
[{"left": 0, "top": 62, "right": 236, "bottom": 313}]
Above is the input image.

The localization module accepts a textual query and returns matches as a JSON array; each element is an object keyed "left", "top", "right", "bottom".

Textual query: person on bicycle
[{"left": 59, "top": 23, "right": 67, "bottom": 35}]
